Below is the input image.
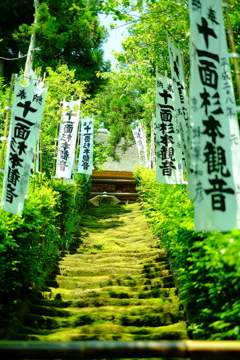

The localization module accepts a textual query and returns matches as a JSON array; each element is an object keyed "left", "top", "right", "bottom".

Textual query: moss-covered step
[
  {"left": 17, "top": 321, "right": 187, "bottom": 341},
  {"left": 45, "top": 273, "right": 173, "bottom": 292},
  {"left": 29, "top": 300, "right": 183, "bottom": 317},
  {"left": 36, "top": 294, "right": 180, "bottom": 309},
  {"left": 12, "top": 203, "right": 187, "bottom": 344},
  {"left": 23, "top": 307, "right": 185, "bottom": 331}
]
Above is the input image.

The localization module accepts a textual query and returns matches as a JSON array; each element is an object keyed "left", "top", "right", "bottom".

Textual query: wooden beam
[
  {"left": 91, "top": 179, "right": 136, "bottom": 183},
  {"left": 1, "top": 340, "right": 240, "bottom": 359},
  {"left": 91, "top": 171, "right": 134, "bottom": 180}
]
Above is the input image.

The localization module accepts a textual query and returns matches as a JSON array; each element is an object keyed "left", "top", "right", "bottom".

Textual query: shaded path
[{"left": 14, "top": 203, "right": 187, "bottom": 342}]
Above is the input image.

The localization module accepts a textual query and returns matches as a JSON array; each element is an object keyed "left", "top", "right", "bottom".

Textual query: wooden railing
[{"left": 1, "top": 340, "right": 240, "bottom": 359}]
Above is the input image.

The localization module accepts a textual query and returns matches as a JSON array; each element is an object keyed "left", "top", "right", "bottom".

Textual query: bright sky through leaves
[{"left": 99, "top": 14, "right": 128, "bottom": 68}]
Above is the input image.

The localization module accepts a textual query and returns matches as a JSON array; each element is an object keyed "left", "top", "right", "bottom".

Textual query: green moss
[{"left": 12, "top": 203, "right": 187, "bottom": 343}]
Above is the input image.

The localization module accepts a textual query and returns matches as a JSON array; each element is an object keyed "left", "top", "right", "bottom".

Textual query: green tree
[
  {"left": 0, "top": 0, "right": 111, "bottom": 94},
  {"left": 93, "top": 0, "right": 240, "bottom": 154},
  {"left": 39, "top": 64, "right": 108, "bottom": 177},
  {"left": 39, "top": 64, "right": 86, "bottom": 177},
  {"left": 90, "top": 1, "right": 189, "bottom": 156},
  {"left": 0, "top": 0, "right": 34, "bottom": 77},
  {"left": 92, "top": 71, "right": 149, "bottom": 159}
]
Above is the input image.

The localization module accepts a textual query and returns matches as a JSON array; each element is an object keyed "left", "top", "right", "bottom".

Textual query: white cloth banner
[
  {"left": 55, "top": 100, "right": 80, "bottom": 179},
  {"left": 155, "top": 73, "right": 184, "bottom": 184},
  {"left": 2, "top": 77, "right": 47, "bottom": 214},
  {"left": 167, "top": 37, "right": 194, "bottom": 193},
  {"left": 63, "top": 176, "right": 74, "bottom": 184},
  {"left": 132, "top": 124, "right": 148, "bottom": 167},
  {"left": 77, "top": 118, "right": 94, "bottom": 175},
  {"left": 189, "top": 0, "right": 240, "bottom": 231},
  {"left": 149, "top": 117, "right": 156, "bottom": 169}
]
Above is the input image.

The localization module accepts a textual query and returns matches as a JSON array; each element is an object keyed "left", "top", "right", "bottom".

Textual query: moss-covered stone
[{"left": 12, "top": 203, "right": 187, "bottom": 346}]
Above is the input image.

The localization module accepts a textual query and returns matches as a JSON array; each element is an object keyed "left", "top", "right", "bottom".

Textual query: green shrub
[
  {"left": 51, "top": 174, "right": 91, "bottom": 249},
  {"left": 0, "top": 174, "right": 90, "bottom": 331},
  {"left": 134, "top": 166, "right": 240, "bottom": 340}
]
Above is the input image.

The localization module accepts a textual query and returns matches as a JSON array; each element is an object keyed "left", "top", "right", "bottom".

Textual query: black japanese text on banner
[
  {"left": 2, "top": 78, "right": 47, "bottom": 214},
  {"left": 132, "top": 123, "right": 148, "bottom": 168},
  {"left": 189, "top": 0, "right": 240, "bottom": 231},
  {"left": 56, "top": 100, "right": 80, "bottom": 179},
  {"left": 77, "top": 118, "right": 94, "bottom": 175},
  {"left": 167, "top": 36, "right": 194, "bottom": 193},
  {"left": 155, "top": 72, "right": 184, "bottom": 184}
]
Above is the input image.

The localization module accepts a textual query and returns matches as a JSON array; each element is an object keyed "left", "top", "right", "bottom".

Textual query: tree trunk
[{"left": 0, "top": 59, "right": 4, "bottom": 78}]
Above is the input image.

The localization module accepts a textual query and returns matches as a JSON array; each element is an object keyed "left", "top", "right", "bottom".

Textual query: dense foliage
[
  {"left": 0, "top": 62, "right": 106, "bottom": 333},
  {"left": 0, "top": 0, "right": 240, "bottom": 342},
  {"left": 0, "top": 64, "right": 108, "bottom": 178},
  {"left": 0, "top": 0, "right": 111, "bottom": 94},
  {"left": 134, "top": 166, "right": 240, "bottom": 340},
  {"left": 93, "top": 0, "right": 240, "bottom": 154},
  {"left": 0, "top": 174, "right": 90, "bottom": 334}
]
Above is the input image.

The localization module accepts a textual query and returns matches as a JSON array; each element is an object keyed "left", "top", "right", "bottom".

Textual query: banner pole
[
  {"left": 39, "top": 72, "right": 46, "bottom": 185},
  {"left": 39, "top": 129, "right": 43, "bottom": 185},
  {"left": 52, "top": 123, "right": 59, "bottom": 182},
  {"left": 151, "top": 113, "right": 156, "bottom": 170},
  {"left": 223, "top": 3, "right": 240, "bottom": 102},
  {"left": 32, "top": 144, "right": 37, "bottom": 191},
  {"left": 51, "top": 99, "right": 64, "bottom": 182},
  {"left": 23, "top": 0, "right": 39, "bottom": 79},
  {"left": 75, "top": 96, "right": 82, "bottom": 174},
  {"left": 0, "top": 73, "right": 15, "bottom": 170}
]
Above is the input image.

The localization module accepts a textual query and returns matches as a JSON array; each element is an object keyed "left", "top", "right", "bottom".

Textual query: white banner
[
  {"left": 132, "top": 123, "right": 148, "bottom": 167},
  {"left": 155, "top": 72, "right": 184, "bottom": 184},
  {"left": 63, "top": 176, "right": 74, "bottom": 184},
  {"left": 149, "top": 116, "right": 156, "bottom": 169},
  {"left": 77, "top": 118, "right": 94, "bottom": 175},
  {"left": 167, "top": 37, "right": 194, "bottom": 193},
  {"left": 55, "top": 100, "right": 80, "bottom": 179},
  {"left": 2, "top": 77, "right": 47, "bottom": 214},
  {"left": 189, "top": 0, "right": 240, "bottom": 231}
]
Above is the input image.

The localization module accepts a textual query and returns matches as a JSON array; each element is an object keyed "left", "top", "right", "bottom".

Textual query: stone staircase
[{"left": 13, "top": 203, "right": 187, "bottom": 344}]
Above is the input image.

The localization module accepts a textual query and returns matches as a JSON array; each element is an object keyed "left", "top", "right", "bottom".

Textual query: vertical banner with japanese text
[
  {"left": 2, "top": 78, "right": 47, "bottom": 214},
  {"left": 77, "top": 118, "right": 94, "bottom": 175},
  {"left": 149, "top": 116, "right": 156, "bottom": 169},
  {"left": 168, "top": 37, "right": 194, "bottom": 193},
  {"left": 132, "top": 123, "right": 148, "bottom": 167},
  {"left": 155, "top": 72, "right": 184, "bottom": 184},
  {"left": 189, "top": 0, "right": 240, "bottom": 230},
  {"left": 55, "top": 100, "right": 80, "bottom": 179}
]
